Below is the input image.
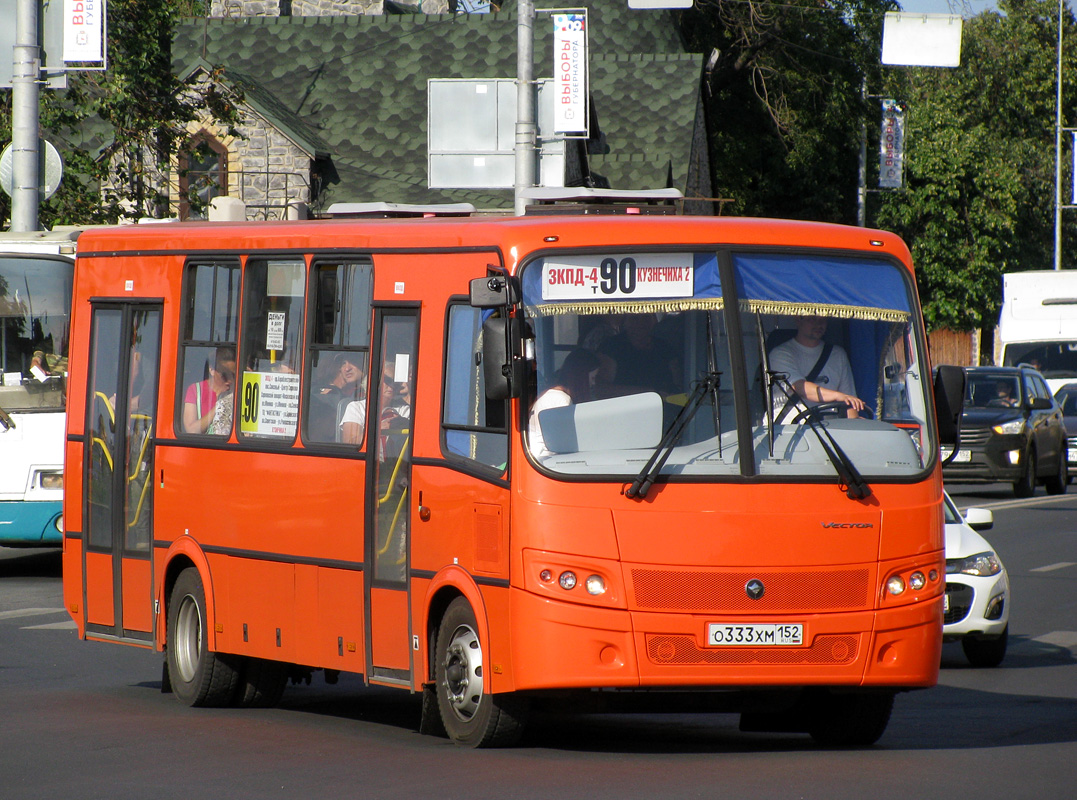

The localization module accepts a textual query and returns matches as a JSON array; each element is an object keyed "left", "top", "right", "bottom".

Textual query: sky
[{"left": 895, "top": 0, "right": 997, "bottom": 15}]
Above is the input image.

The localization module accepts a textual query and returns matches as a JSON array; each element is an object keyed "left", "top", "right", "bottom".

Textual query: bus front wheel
[
  {"left": 808, "top": 689, "right": 894, "bottom": 746},
  {"left": 166, "top": 567, "right": 241, "bottom": 707},
  {"left": 434, "top": 597, "right": 528, "bottom": 747}
]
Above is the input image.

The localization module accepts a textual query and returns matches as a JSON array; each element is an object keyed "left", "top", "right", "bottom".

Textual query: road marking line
[
  {"left": 22, "top": 620, "right": 77, "bottom": 630},
  {"left": 1031, "top": 562, "right": 1077, "bottom": 572},
  {"left": 1032, "top": 631, "right": 1077, "bottom": 649},
  {"left": 955, "top": 494, "right": 1077, "bottom": 512},
  {"left": 0, "top": 607, "right": 66, "bottom": 620}
]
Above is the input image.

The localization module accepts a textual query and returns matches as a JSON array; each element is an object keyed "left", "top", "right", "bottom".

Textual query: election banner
[
  {"left": 879, "top": 99, "right": 905, "bottom": 190},
  {"left": 63, "top": 0, "right": 106, "bottom": 64},
  {"left": 553, "top": 12, "right": 588, "bottom": 135}
]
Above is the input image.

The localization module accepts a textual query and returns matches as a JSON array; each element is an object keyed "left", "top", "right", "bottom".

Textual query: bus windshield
[
  {"left": 0, "top": 255, "right": 72, "bottom": 412},
  {"left": 521, "top": 250, "right": 933, "bottom": 481}
]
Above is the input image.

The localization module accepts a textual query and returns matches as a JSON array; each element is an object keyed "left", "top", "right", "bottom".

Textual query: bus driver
[{"left": 769, "top": 315, "right": 865, "bottom": 418}]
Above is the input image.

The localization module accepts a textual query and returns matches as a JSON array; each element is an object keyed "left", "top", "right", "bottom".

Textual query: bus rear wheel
[
  {"left": 434, "top": 597, "right": 528, "bottom": 747},
  {"left": 808, "top": 690, "right": 894, "bottom": 747},
  {"left": 236, "top": 657, "right": 288, "bottom": 708},
  {"left": 166, "top": 567, "right": 240, "bottom": 707}
]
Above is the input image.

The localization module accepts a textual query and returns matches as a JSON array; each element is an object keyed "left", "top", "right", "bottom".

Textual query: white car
[{"left": 943, "top": 491, "right": 1010, "bottom": 666}]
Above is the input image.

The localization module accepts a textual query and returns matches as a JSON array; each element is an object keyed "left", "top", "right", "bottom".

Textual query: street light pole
[
  {"left": 11, "top": 0, "right": 41, "bottom": 232},
  {"left": 1056, "top": 0, "right": 1065, "bottom": 270},
  {"left": 514, "top": 0, "right": 537, "bottom": 216}
]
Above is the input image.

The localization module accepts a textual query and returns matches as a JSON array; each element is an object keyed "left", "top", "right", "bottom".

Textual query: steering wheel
[{"left": 792, "top": 401, "right": 874, "bottom": 423}]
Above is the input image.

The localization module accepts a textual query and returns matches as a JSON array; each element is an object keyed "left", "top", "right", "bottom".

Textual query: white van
[{"left": 999, "top": 270, "right": 1077, "bottom": 393}]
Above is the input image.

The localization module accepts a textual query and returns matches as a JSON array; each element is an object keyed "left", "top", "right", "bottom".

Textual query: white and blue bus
[{"left": 0, "top": 230, "right": 77, "bottom": 547}]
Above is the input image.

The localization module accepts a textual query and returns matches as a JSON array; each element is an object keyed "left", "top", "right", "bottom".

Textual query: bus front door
[
  {"left": 82, "top": 304, "right": 161, "bottom": 644},
  {"left": 365, "top": 309, "right": 418, "bottom": 685}
]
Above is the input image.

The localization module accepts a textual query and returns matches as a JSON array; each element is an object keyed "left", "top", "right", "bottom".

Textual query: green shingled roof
[{"left": 173, "top": 3, "right": 705, "bottom": 210}]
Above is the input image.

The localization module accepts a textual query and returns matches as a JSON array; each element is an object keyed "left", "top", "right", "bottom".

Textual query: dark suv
[{"left": 943, "top": 366, "right": 1068, "bottom": 498}]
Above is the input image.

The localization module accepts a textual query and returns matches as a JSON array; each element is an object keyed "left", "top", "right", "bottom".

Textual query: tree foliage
[
  {"left": 1, "top": 0, "right": 238, "bottom": 229},
  {"left": 681, "top": 0, "right": 897, "bottom": 223},
  {"left": 875, "top": 0, "right": 1077, "bottom": 333}
]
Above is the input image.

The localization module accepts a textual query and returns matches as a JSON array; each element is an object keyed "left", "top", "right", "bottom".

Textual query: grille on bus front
[
  {"left": 646, "top": 634, "right": 859, "bottom": 666},
  {"left": 630, "top": 568, "right": 872, "bottom": 613}
]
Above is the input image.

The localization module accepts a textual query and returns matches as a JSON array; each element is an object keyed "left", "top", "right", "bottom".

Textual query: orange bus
[{"left": 62, "top": 200, "right": 963, "bottom": 747}]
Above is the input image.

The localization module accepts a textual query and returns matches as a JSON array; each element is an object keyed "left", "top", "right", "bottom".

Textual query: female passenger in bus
[
  {"left": 208, "top": 353, "right": 237, "bottom": 436},
  {"left": 182, "top": 346, "right": 236, "bottom": 434}
]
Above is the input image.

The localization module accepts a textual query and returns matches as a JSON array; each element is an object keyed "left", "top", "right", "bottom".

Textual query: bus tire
[
  {"left": 434, "top": 597, "right": 528, "bottom": 748},
  {"left": 808, "top": 690, "right": 894, "bottom": 747},
  {"left": 236, "top": 657, "right": 288, "bottom": 708},
  {"left": 166, "top": 567, "right": 240, "bottom": 708}
]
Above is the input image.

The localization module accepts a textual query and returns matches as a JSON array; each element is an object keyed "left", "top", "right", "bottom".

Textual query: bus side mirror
[
  {"left": 933, "top": 364, "right": 965, "bottom": 446},
  {"left": 482, "top": 316, "right": 525, "bottom": 400},
  {"left": 470, "top": 275, "right": 519, "bottom": 308}
]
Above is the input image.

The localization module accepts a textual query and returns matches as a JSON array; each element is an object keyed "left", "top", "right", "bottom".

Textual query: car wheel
[
  {"left": 1045, "top": 448, "right": 1068, "bottom": 495},
  {"left": 1013, "top": 449, "right": 1036, "bottom": 498},
  {"left": 962, "top": 626, "right": 1008, "bottom": 668}
]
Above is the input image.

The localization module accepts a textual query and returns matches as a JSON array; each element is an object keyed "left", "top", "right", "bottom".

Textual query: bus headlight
[
  {"left": 559, "top": 571, "right": 578, "bottom": 590},
  {"left": 886, "top": 575, "right": 906, "bottom": 596},
  {"left": 585, "top": 575, "right": 607, "bottom": 596}
]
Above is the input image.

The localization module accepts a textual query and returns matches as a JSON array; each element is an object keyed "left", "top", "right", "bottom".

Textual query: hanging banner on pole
[
  {"left": 879, "top": 99, "right": 905, "bottom": 189},
  {"left": 1072, "top": 132, "right": 1077, "bottom": 205},
  {"left": 63, "top": 0, "right": 106, "bottom": 64},
  {"left": 552, "top": 11, "right": 588, "bottom": 135}
]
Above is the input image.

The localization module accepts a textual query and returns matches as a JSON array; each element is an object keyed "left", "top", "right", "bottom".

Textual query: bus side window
[
  {"left": 237, "top": 258, "right": 306, "bottom": 442},
  {"left": 303, "top": 259, "right": 374, "bottom": 446},
  {"left": 442, "top": 304, "right": 508, "bottom": 471},
  {"left": 175, "top": 260, "right": 240, "bottom": 437}
]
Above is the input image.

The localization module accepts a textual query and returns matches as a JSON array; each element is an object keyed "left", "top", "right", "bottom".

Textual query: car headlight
[
  {"left": 992, "top": 419, "right": 1025, "bottom": 435},
  {"left": 947, "top": 551, "right": 1002, "bottom": 577}
]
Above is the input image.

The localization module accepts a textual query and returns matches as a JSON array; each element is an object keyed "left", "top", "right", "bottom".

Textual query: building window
[{"left": 179, "top": 133, "right": 228, "bottom": 220}]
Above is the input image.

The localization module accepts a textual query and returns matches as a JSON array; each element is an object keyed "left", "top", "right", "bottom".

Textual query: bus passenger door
[
  {"left": 365, "top": 308, "right": 418, "bottom": 685},
  {"left": 82, "top": 303, "right": 161, "bottom": 644}
]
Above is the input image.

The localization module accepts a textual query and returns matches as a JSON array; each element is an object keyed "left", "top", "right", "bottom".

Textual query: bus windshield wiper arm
[
  {"left": 626, "top": 372, "right": 721, "bottom": 500},
  {"left": 0, "top": 404, "right": 15, "bottom": 431},
  {"left": 769, "top": 373, "right": 872, "bottom": 501}
]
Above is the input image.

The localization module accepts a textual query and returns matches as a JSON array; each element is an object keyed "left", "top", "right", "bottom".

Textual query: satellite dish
[{"left": 0, "top": 140, "right": 64, "bottom": 199}]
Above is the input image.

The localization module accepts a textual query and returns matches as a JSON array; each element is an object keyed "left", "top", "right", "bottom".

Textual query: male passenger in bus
[
  {"left": 769, "top": 315, "right": 864, "bottom": 419},
  {"left": 597, "top": 313, "right": 677, "bottom": 397},
  {"left": 309, "top": 353, "right": 363, "bottom": 442},
  {"left": 182, "top": 346, "right": 235, "bottom": 434},
  {"left": 339, "top": 396, "right": 366, "bottom": 446},
  {"left": 528, "top": 349, "right": 601, "bottom": 458}
]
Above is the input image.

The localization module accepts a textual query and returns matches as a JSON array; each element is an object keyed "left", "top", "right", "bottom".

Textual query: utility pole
[
  {"left": 514, "top": 0, "right": 537, "bottom": 216},
  {"left": 1055, "top": 0, "right": 1065, "bottom": 270},
  {"left": 10, "top": 0, "right": 41, "bottom": 231}
]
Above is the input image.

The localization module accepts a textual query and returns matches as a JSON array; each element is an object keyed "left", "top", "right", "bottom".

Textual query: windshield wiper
[
  {"left": 768, "top": 373, "right": 872, "bottom": 501},
  {"left": 0, "top": 404, "right": 15, "bottom": 432},
  {"left": 626, "top": 372, "right": 721, "bottom": 500}
]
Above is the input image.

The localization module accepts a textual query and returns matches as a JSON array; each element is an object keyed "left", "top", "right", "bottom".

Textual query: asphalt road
[{"left": 2, "top": 488, "right": 1075, "bottom": 799}]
